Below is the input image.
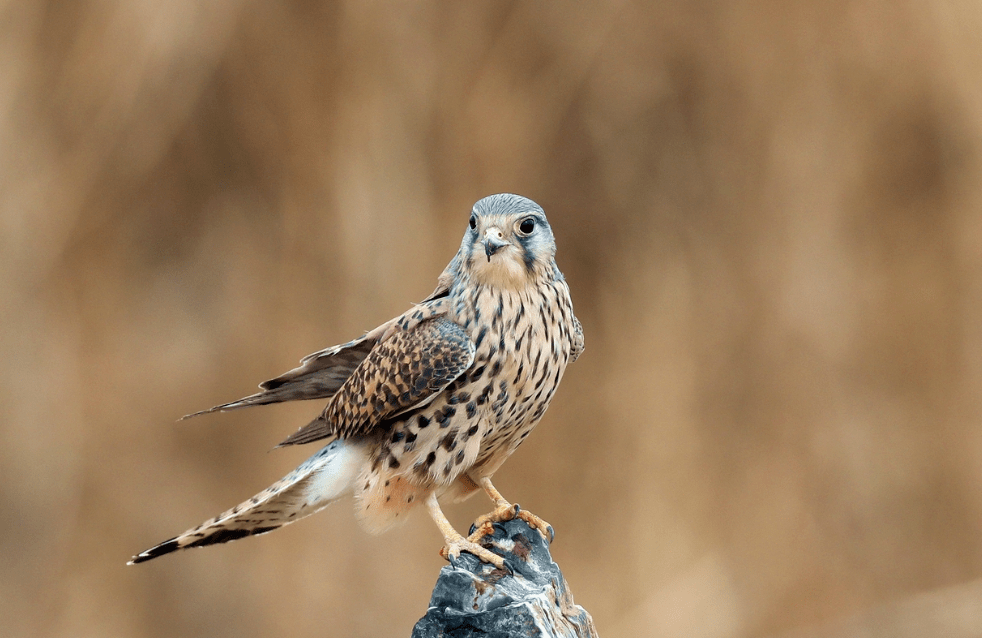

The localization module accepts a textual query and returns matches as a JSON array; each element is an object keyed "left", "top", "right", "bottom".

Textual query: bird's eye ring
[
  {"left": 518, "top": 217, "right": 535, "bottom": 235},
  {"left": 469, "top": 215, "right": 477, "bottom": 230}
]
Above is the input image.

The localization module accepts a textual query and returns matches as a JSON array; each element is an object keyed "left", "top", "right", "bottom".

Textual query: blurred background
[{"left": 3, "top": 2, "right": 982, "bottom": 637}]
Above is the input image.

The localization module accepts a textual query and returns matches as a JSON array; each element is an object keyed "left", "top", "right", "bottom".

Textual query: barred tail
[{"left": 129, "top": 440, "right": 365, "bottom": 564}]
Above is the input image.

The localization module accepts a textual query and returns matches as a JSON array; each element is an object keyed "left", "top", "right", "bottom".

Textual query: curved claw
[{"left": 445, "top": 551, "right": 459, "bottom": 569}]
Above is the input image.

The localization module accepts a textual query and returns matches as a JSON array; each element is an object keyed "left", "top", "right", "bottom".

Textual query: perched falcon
[{"left": 130, "top": 194, "right": 584, "bottom": 569}]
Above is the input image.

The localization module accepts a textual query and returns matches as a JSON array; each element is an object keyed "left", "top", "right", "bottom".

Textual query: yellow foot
[
  {"left": 468, "top": 503, "right": 519, "bottom": 539},
  {"left": 439, "top": 536, "right": 505, "bottom": 570},
  {"left": 517, "top": 509, "right": 555, "bottom": 543},
  {"left": 468, "top": 503, "right": 555, "bottom": 544}
]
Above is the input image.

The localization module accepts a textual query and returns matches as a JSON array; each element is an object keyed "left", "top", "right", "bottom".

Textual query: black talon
[
  {"left": 469, "top": 523, "right": 478, "bottom": 536},
  {"left": 512, "top": 503, "right": 521, "bottom": 515},
  {"left": 546, "top": 525, "right": 555, "bottom": 542}
]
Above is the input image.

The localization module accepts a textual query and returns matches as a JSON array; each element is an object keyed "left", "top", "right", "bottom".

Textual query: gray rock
[{"left": 412, "top": 518, "right": 599, "bottom": 638}]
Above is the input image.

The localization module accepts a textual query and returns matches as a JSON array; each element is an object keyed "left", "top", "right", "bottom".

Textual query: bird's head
[{"left": 457, "top": 194, "right": 558, "bottom": 289}]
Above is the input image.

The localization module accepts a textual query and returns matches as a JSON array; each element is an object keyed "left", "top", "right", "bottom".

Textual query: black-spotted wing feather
[{"left": 278, "top": 317, "right": 475, "bottom": 446}]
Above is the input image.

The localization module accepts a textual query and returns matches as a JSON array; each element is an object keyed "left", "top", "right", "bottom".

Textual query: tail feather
[{"left": 129, "top": 440, "right": 364, "bottom": 564}]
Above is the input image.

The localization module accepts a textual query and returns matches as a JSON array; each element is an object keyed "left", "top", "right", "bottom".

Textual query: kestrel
[{"left": 130, "top": 194, "right": 584, "bottom": 569}]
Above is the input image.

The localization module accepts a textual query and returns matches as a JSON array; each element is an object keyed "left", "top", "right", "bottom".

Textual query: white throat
[{"left": 470, "top": 249, "right": 529, "bottom": 290}]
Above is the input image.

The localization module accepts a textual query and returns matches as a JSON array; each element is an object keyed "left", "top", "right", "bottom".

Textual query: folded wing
[
  {"left": 278, "top": 317, "right": 475, "bottom": 446},
  {"left": 180, "top": 295, "right": 454, "bottom": 420}
]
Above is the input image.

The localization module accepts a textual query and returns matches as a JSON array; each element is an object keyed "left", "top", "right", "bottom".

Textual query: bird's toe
[
  {"left": 515, "top": 509, "right": 554, "bottom": 544},
  {"left": 440, "top": 537, "right": 505, "bottom": 570}
]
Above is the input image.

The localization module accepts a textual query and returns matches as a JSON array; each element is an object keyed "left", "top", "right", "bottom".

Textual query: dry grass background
[{"left": 3, "top": 2, "right": 982, "bottom": 637}]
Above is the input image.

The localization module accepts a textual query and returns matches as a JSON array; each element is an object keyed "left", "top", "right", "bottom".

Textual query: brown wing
[
  {"left": 277, "top": 317, "right": 475, "bottom": 446},
  {"left": 180, "top": 297, "right": 451, "bottom": 420},
  {"left": 180, "top": 335, "right": 377, "bottom": 419}
]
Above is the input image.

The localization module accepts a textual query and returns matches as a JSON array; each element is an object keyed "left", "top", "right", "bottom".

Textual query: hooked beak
[{"left": 483, "top": 228, "right": 510, "bottom": 261}]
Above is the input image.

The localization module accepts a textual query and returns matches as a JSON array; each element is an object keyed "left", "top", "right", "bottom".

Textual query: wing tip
[
  {"left": 178, "top": 394, "right": 265, "bottom": 420},
  {"left": 276, "top": 431, "right": 314, "bottom": 447},
  {"left": 178, "top": 408, "right": 217, "bottom": 421},
  {"left": 276, "top": 416, "right": 331, "bottom": 448}
]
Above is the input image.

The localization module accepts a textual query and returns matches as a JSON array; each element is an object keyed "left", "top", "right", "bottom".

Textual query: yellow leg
[
  {"left": 425, "top": 492, "right": 505, "bottom": 569},
  {"left": 467, "top": 477, "right": 554, "bottom": 543}
]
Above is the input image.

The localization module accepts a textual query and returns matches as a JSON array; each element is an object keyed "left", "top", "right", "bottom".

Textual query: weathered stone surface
[{"left": 412, "top": 518, "right": 598, "bottom": 638}]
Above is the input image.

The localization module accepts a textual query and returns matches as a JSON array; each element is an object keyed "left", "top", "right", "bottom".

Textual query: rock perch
[{"left": 412, "top": 517, "right": 599, "bottom": 638}]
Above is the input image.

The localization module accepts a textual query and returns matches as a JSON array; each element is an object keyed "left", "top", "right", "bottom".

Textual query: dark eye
[
  {"left": 469, "top": 215, "right": 477, "bottom": 230},
  {"left": 519, "top": 217, "right": 535, "bottom": 234}
]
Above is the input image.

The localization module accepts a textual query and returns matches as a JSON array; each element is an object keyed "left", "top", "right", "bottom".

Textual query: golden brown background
[{"left": 3, "top": 2, "right": 982, "bottom": 637}]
